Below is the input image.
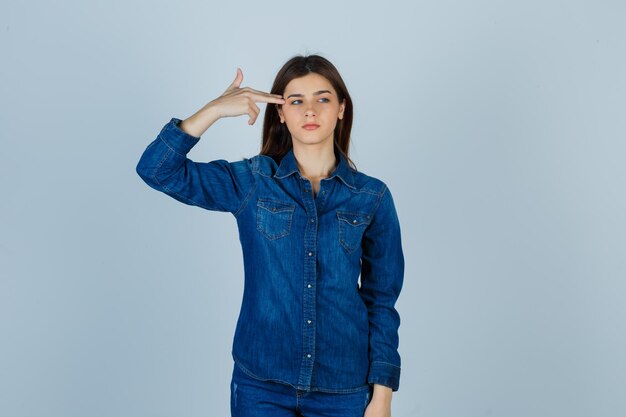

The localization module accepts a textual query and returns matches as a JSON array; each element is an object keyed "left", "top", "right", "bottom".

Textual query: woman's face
[{"left": 277, "top": 73, "right": 346, "bottom": 150}]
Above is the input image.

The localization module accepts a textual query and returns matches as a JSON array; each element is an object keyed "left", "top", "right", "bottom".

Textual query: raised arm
[{"left": 135, "top": 68, "right": 285, "bottom": 215}]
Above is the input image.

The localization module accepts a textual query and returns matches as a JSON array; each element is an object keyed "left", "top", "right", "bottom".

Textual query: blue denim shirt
[{"left": 136, "top": 118, "right": 405, "bottom": 392}]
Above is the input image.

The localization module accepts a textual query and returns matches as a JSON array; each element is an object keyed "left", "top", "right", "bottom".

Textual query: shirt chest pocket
[
  {"left": 256, "top": 198, "right": 296, "bottom": 240},
  {"left": 337, "top": 211, "right": 372, "bottom": 253}
]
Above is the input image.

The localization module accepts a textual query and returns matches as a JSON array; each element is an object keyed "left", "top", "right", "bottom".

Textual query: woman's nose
[{"left": 305, "top": 102, "right": 317, "bottom": 116}]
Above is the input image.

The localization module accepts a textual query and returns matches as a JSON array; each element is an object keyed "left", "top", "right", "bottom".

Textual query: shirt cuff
[
  {"left": 367, "top": 361, "right": 401, "bottom": 392},
  {"left": 158, "top": 117, "right": 201, "bottom": 156}
]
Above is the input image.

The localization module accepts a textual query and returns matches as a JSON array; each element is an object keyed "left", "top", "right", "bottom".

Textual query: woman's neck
[{"left": 292, "top": 143, "right": 337, "bottom": 181}]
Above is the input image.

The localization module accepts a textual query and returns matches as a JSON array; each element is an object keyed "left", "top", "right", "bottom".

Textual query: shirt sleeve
[
  {"left": 136, "top": 118, "right": 256, "bottom": 216},
  {"left": 359, "top": 185, "right": 405, "bottom": 391}
]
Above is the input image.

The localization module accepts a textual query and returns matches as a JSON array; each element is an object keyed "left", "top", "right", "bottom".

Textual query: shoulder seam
[
  {"left": 233, "top": 157, "right": 257, "bottom": 218},
  {"left": 368, "top": 183, "right": 389, "bottom": 220}
]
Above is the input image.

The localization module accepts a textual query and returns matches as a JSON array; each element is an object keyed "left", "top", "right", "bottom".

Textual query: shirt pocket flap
[
  {"left": 257, "top": 199, "right": 296, "bottom": 213},
  {"left": 336, "top": 211, "right": 371, "bottom": 227}
]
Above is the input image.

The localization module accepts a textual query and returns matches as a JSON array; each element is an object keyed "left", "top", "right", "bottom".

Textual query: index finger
[
  {"left": 242, "top": 87, "right": 284, "bottom": 99},
  {"left": 249, "top": 92, "right": 286, "bottom": 104}
]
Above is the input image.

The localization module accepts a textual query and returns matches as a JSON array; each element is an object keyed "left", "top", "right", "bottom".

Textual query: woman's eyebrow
[{"left": 286, "top": 90, "right": 333, "bottom": 99}]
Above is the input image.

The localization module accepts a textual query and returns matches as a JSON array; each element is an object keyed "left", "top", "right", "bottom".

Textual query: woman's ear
[{"left": 338, "top": 99, "right": 346, "bottom": 120}]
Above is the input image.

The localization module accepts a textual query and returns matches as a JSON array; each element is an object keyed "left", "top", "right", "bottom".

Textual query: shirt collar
[{"left": 273, "top": 147, "right": 355, "bottom": 189}]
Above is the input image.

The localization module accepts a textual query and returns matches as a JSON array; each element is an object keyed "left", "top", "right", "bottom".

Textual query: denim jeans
[{"left": 231, "top": 361, "right": 374, "bottom": 417}]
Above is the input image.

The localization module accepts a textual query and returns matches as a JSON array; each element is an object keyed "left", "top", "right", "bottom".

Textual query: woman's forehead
[{"left": 284, "top": 73, "right": 335, "bottom": 95}]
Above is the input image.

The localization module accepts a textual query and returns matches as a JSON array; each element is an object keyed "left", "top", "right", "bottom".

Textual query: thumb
[{"left": 224, "top": 67, "right": 243, "bottom": 92}]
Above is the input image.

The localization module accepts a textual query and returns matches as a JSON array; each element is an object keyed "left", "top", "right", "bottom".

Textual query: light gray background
[{"left": 1, "top": 1, "right": 625, "bottom": 416}]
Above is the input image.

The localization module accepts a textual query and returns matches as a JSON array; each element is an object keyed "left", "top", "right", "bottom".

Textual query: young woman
[{"left": 136, "top": 54, "right": 404, "bottom": 417}]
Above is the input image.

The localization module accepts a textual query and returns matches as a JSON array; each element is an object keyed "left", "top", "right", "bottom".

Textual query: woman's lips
[{"left": 302, "top": 124, "right": 320, "bottom": 130}]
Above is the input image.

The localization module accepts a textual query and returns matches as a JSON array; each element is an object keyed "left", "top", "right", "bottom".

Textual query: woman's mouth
[{"left": 302, "top": 123, "right": 320, "bottom": 130}]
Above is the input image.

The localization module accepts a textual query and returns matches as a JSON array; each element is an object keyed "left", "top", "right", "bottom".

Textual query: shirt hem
[{"left": 233, "top": 359, "right": 370, "bottom": 394}]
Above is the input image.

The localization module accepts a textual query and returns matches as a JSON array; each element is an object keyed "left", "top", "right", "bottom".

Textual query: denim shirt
[{"left": 136, "top": 118, "right": 405, "bottom": 392}]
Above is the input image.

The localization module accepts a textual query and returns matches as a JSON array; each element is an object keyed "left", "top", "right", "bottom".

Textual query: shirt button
[
  {"left": 306, "top": 354, "right": 312, "bottom": 358},
  {"left": 310, "top": 218, "right": 315, "bottom": 223},
  {"left": 307, "top": 320, "right": 312, "bottom": 324},
  {"left": 352, "top": 219, "right": 357, "bottom": 223},
  {"left": 307, "top": 284, "right": 312, "bottom": 288},
  {"left": 308, "top": 252, "right": 313, "bottom": 256}
]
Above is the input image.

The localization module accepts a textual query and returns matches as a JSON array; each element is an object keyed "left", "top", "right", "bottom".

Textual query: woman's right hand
[
  {"left": 211, "top": 67, "right": 286, "bottom": 125},
  {"left": 179, "top": 68, "right": 286, "bottom": 138}
]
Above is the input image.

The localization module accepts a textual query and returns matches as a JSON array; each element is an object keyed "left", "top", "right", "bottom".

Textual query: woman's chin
[{"left": 291, "top": 133, "right": 333, "bottom": 147}]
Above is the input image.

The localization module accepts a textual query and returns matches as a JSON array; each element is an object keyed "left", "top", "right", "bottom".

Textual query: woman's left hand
[
  {"left": 364, "top": 398, "right": 391, "bottom": 417},
  {"left": 364, "top": 384, "right": 392, "bottom": 417}
]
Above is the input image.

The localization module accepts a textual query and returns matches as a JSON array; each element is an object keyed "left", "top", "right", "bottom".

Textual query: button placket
[{"left": 298, "top": 174, "right": 318, "bottom": 385}]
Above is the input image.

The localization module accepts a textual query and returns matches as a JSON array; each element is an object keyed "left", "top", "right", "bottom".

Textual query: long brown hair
[{"left": 260, "top": 54, "right": 356, "bottom": 170}]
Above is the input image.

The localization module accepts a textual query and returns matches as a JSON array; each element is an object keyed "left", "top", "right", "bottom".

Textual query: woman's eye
[{"left": 290, "top": 98, "right": 330, "bottom": 105}]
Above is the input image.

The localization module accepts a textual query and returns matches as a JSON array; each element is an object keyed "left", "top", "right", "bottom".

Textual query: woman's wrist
[
  {"left": 371, "top": 383, "right": 393, "bottom": 403},
  {"left": 180, "top": 102, "right": 221, "bottom": 138}
]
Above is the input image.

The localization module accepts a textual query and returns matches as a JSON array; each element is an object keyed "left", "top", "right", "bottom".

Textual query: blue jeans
[{"left": 230, "top": 362, "right": 374, "bottom": 417}]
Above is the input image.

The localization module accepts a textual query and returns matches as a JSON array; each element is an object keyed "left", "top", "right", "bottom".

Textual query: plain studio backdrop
[{"left": 1, "top": 1, "right": 625, "bottom": 416}]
